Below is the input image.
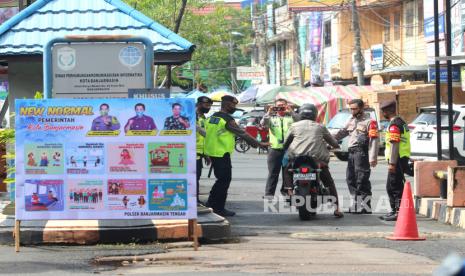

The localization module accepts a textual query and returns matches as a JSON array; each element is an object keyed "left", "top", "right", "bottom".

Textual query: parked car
[
  {"left": 327, "top": 108, "right": 386, "bottom": 161},
  {"left": 409, "top": 105, "right": 465, "bottom": 165}
]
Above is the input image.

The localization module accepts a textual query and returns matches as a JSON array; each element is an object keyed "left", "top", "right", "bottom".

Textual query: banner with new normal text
[{"left": 15, "top": 98, "right": 197, "bottom": 220}]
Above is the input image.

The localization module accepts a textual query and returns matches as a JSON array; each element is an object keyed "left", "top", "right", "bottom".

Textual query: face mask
[
  {"left": 228, "top": 107, "right": 237, "bottom": 115},
  {"left": 200, "top": 107, "right": 210, "bottom": 114},
  {"left": 136, "top": 111, "right": 144, "bottom": 118},
  {"left": 100, "top": 110, "right": 108, "bottom": 116}
]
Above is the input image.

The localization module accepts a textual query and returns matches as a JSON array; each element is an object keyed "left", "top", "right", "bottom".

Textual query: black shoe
[
  {"left": 359, "top": 209, "right": 372, "bottom": 214},
  {"left": 383, "top": 212, "right": 398, "bottom": 221},
  {"left": 214, "top": 209, "right": 236, "bottom": 217},
  {"left": 379, "top": 211, "right": 396, "bottom": 220}
]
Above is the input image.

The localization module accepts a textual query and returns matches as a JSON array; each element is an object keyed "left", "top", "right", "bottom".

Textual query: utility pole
[
  {"left": 352, "top": 0, "right": 364, "bottom": 86},
  {"left": 229, "top": 38, "right": 237, "bottom": 94}
]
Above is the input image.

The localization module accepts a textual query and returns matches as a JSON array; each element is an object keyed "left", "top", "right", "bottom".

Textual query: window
[
  {"left": 405, "top": 1, "right": 415, "bottom": 37},
  {"left": 324, "top": 20, "right": 331, "bottom": 47},
  {"left": 383, "top": 15, "right": 391, "bottom": 42},
  {"left": 394, "top": 13, "right": 401, "bottom": 40},
  {"left": 418, "top": 0, "right": 424, "bottom": 35}
]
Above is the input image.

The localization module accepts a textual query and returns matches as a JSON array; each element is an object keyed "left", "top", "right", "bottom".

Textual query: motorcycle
[
  {"left": 288, "top": 156, "right": 329, "bottom": 221},
  {"left": 235, "top": 136, "right": 251, "bottom": 153}
]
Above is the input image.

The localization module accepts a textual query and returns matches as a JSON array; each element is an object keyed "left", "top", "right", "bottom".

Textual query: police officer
[
  {"left": 282, "top": 104, "right": 344, "bottom": 217},
  {"left": 379, "top": 100, "right": 411, "bottom": 221},
  {"left": 205, "top": 96, "right": 268, "bottom": 216},
  {"left": 261, "top": 98, "right": 296, "bottom": 197},
  {"left": 334, "top": 99, "right": 379, "bottom": 214},
  {"left": 196, "top": 96, "right": 213, "bottom": 205}
]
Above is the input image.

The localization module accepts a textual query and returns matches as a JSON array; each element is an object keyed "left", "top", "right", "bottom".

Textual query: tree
[{"left": 126, "top": 0, "right": 252, "bottom": 91}]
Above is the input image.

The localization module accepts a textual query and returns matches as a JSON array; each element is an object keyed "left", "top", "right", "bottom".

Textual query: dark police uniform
[{"left": 334, "top": 112, "right": 379, "bottom": 212}]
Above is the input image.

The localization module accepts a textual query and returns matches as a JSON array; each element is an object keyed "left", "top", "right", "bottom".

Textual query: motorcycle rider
[{"left": 282, "top": 104, "right": 343, "bottom": 218}]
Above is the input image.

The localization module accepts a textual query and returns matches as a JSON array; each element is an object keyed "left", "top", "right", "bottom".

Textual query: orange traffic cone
[{"left": 386, "top": 181, "right": 425, "bottom": 241}]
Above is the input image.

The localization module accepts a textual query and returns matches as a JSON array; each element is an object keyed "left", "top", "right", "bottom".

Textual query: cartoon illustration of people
[
  {"left": 163, "top": 103, "right": 190, "bottom": 130},
  {"left": 122, "top": 196, "right": 129, "bottom": 208},
  {"left": 52, "top": 152, "right": 61, "bottom": 167},
  {"left": 119, "top": 149, "right": 135, "bottom": 165},
  {"left": 124, "top": 103, "right": 157, "bottom": 133},
  {"left": 70, "top": 156, "right": 77, "bottom": 167},
  {"left": 48, "top": 190, "right": 58, "bottom": 202},
  {"left": 138, "top": 196, "right": 146, "bottom": 208},
  {"left": 91, "top": 103, "right": 121, "bottom": 131},
  {"left": 40, "top": 152, "right": 49, "bottom": 167},
  {"left": 31, "top": 192, "right": 43, "bottom": 206},
  {"left": 95, "top": 157, "right": 101, "bottom": 167},
  {"left": 27, "top": 152, "right": 37, "bottom": 166},
  {"left": 152, "top": 185, "right": 165, "bottom": 199},
  {"left": 178, "top": 153, "right": 184, "bottom": 167},
  {"left": 83, "top": 156, "right": 87, "bottom": 167},
  {"left": 109, "top": 182, "right": 120, "bottom": 195}
]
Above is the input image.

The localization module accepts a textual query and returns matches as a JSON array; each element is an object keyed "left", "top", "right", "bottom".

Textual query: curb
[
  {"left": 0, "top": 208, "right": 231, "bottom": 245},
  {"left": 416, "top": 197, "right": 465, "bottom": 229}
]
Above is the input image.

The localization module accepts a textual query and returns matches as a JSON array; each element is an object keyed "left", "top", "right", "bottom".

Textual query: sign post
[
  {"left": 16, "top": 36, "right": 199, "bottom": 251},
  {"left": 15, "top": 98, "right": 198, "bottom": 251}
]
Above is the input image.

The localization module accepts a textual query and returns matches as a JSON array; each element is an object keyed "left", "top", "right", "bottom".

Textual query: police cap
[
  {"left": 197, "top": 96, "right": 213, "bottom": 104},
  {"left": 221, "top": 95, "right": 238, "bottom": 104},
  {"left": 380, "top": 100, "right": 396, "bottom": 110}
]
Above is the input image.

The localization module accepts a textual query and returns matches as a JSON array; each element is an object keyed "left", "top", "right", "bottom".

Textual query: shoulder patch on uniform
[
  {"left": 368, "top": 120, "right": 378, "bottom": 138},
  {"left": 388, "top": 125, "right": 401, "bottom": 143}
]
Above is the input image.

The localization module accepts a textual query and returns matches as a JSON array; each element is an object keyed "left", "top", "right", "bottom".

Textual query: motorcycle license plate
[{"left": 293, "top": 173, "right": 317, "bottom": 181}]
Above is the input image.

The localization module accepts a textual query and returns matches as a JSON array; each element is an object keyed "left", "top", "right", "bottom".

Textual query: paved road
[
  {"left": 1, "top": 152, "right": 465, "bottom": 275},
  {"left": 104, "top": 152, "right": 465, "bottom": 275}
]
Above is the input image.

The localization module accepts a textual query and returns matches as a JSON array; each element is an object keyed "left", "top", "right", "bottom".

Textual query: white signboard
[
  {"left": 15, "top": 98, "right": 197, "bottom": 220},
  {"left": 236, "top": 66, "right": 266, "bottom": 81},
  {"left": 52, "top": 43, "right": 146, "bottom": 98}
]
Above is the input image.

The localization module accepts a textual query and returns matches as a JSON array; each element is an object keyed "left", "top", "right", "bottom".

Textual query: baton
[{"left": 208, "top": 164, "right": 213, "bottom": 178}]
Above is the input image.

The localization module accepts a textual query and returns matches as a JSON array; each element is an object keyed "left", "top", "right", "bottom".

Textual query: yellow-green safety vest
[
  {"left": 205, "top": 114, "right": 235, "bottom": 158},
  {"left": 385, "top": 120, "right": 411, "bottom": 160},
  {"left": 196, "top": 116, "right": 206, "bottom": 159},
  {"left": 269, "top": 116, "right": 294, "bottom": 149}
]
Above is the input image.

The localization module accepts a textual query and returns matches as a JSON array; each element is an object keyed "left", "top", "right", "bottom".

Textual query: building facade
[{"left": 254, "top": 0, "right": 428, "bottom": 85}]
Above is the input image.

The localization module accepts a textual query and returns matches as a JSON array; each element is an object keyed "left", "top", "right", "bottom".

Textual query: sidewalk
[
  {"left": 416, "top": 197, "right": 465, "bottom": 230},
  {"left": 0, "top": 200, "right": 231, "bottom": 245}
]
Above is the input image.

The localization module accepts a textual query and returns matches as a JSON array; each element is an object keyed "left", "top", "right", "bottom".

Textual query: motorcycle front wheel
[{"left": 235, "top": 138, "right": 250, "bottom": 153}]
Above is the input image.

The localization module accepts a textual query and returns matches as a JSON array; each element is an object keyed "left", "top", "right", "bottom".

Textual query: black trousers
[
  {"left": 207, "top": 153, "right": 232, "bottom": 211},
  {"left": 387, "top": 157, "right": 409, "bottom": 212},
  {"left": 347, "top": 148, "right": 372, "bottom": 197},
  {"left": 196, "top": 156, "right": 203, "bottom": 201},
  {"left": 265, "top": 149, "right": 287, "bottom": 196}
]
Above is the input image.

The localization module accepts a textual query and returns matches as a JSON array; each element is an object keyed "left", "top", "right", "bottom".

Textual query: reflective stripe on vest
[
  {"left": 196, "top": 116, "right": 206, "bottom": 156},
  {"left": 385, "top": 122, "right": 411, "bottom": 160},
  {"left": 205, "top": 115, "right": 235, "bottom": 157},
  {"left": 269, "top": 116, "right": 293, "bottom": 149}
]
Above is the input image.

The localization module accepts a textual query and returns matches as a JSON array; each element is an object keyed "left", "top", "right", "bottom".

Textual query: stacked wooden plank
[
  {"left": 361, "top": 82, "right": 437, "bottom": 123},
  {"left": 397, "top": 88, "right": 418, "bottom": 123}
]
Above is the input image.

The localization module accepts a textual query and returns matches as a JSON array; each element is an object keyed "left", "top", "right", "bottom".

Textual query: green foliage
[
  {"left": 125, "top": 0, "right": 252, "bottom": 91},
  {"left": 34, "top": 91, "right": 43, "bottom": 99},
  {"left": 0, "top": 128, "right": 15, "bottom": 186}
]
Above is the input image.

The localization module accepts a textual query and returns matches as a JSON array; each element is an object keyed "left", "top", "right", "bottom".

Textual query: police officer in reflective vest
[
  {"left": 205, "top": 96, "right": 269, "bottom": 216},
  {"left": 379, "top": 100, "right": 411, "bottom": 221},
  {"left": 261, "top": 98, "right": 296, "bottom": 197},
  {"left": 196, "top": 96, "right": 213, "bottom": 205},
  {"left": 334, "top": 99, "right": 379, "bottom": 214}
]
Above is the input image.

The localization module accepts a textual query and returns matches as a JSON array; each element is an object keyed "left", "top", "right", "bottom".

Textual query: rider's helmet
[{"left": 298, "top": 103, "right": 317, "bottom": 121}]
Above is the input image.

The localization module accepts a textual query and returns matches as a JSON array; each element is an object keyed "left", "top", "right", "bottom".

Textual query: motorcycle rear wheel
[{"left": 235, "top": 138, "right": 250, "bottom": 153}]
